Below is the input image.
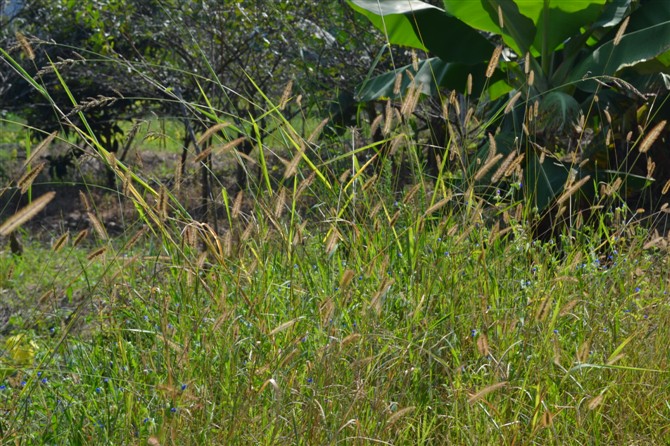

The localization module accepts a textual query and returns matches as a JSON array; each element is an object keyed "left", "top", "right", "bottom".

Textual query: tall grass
[{"left": 1, "top": 36, "right": 670, "bottom": 446}]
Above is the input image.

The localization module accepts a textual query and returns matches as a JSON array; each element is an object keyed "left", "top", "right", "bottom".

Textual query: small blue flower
[
  {"left": 170, "top": 407, "right": 177, "bottom": 413},
  {"left": 103, "top": 378, "right": 109, "bottom": 383},
  {"left": 471, "top": 329, "right": 477, "bottom": 337},
  {"left": 553, "top": 329, "right": 559, "bottom": 334},
  {"left": 635, "top": 287, "right": 641, "bottom": 293},
  {"left": 20, "top": 381, "right": 26, "bottom": 387},
  {"left": 307, "top": 377, "right": 313, "bottom": 384},
  {"left": 95, "top": 387, "right": 102, "bottom": 394},
  {"left": 0, "top": 385, "right": 6, "bottom": 390},
  {"left": 143, "top": 418, "right": 149, "bottom": 423},
  {"left": 181, "top": 384, "right": 187, "bottom": 391},
  {"left": 41, "top": 378, "right": 48, "bottom": 384}
]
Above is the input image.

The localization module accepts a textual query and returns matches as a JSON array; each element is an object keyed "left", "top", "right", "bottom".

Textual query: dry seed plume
[
  {"left": 23, "top": 131, "right": 58, "bottom": 169},
  {"left": 87, "top": 212, "right": 108, "bottom": 240},
  {"left": 613, "top": 16, "right": 629, "bottom": 46},
  {"left": 308, "top": 118, "right": 329, "bottom": 144},
  {"left": 52, "top": 232, "right": 70, "bottom": 252},
  {"left": 0, "top": 191, "right": 55, "bottom": 236},
  {"left": 556, "top": 175, "right": 591, "bottom": 206},
  {"left": 638, "top": 120, "right": 666, "bottom": 154},
  {"left": 15, "top": 31, "right": 35, "bottom": 60},
  {"left": 197, "top": 122, "right": 230, "bottom": 147},
  {"left": 17, "top": 162, "right": 46, "bottom": 194},
  {"left": 486, "top": 46, "right": 503, "bottom": 78},
  {"left": 504, "top": 91, "right": 522, "bottom": 114},
  {"left": 468, "top": 381, "right": 508, "bottom": 404},
  {"left": 279, "top": 80, "right": 293, "bottom": 110}
]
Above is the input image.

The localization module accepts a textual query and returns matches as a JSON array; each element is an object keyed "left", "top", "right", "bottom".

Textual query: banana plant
[{"left": 347, "top": 0, "right": 670, "bottom": 213}]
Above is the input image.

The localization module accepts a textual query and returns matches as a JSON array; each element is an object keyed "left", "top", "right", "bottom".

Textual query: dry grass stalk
[
  {"left": 340, "top": 269, "right": 356, "bottom": 289},
  {"left": 172, "top": 160, "right": 182, "bottom": 193},
  {"left": 73, "top": 229, "right": 89, "bottom": 247},
  {"left": 449, "top": 91, "right": 460, "bottom": 116},
  {"left": 241, "top": 221, "right": 255, "bottom": 242},
  {"left": 476, "top": 334, "right": 490, "bottom": 356},
  {"left": 468, "top": 381, "right": 508, "bottom": 404},
  {"left": 79, "top": 191, "right": 91, "bottom": 212},
  {"left": 535, "top": 296, "right": 552, "bottom": 322},
  {"left": 197, "top": 122, "right": 230, "bottom": 147},
  {"left": 157, "top": 185, "right": 168, "bottom": 220},
  {"left": 505, "top": 154, "right": 524, "bottom": 178},
  {"left": 604, "top": 109, "right": 612, "bottom": 125},
  {"left": 486, "top": 46, "right": 503, "bottom": 78},
  {"left": 504, "top": 91, "right": 522, "bottom": 114},
  {"left": 662, "top": 179, "right": 670, "bottom": 195},
  {"left": 15, "top": 32, "right": 35, "bottom": 60},
  {"left": 232, "top": 191, "right": 244, "bottom": 219},
  {"left": 0, "top": 191, "right": 56, "bottom": 236},
  {"left": 274, "top": 187, "right": 287, "bottom": 219},
  {"left": 52, "top": 232, "right": 70, "bottom": 252},
  {"left": 370, "top": 277, "right": 394, "bottom": 315},
  {"left": 393, "top": 71, "right": 403, "bottom": 96},
  {"left": 638, "top": 120, "right": 666, "bottom": 153},
  {"left": 491, "top": 151, "right": 517, "bottom": 183},
  {"left": 613, "top": 16, "right": 629, "bottom": 46},
  {"left": 87, "top": 247, "right": 107, "bottom": 261},
  {"left": 192, "top": 145, "right": 213, "bottom": 165},
  {"left": 647, "top": 157, "right": 656, "bottom": 177},
  {"left": 87, "top": 212, "right": 108, "bottom": 240},
  {"left": 68, "top": 95, "right": 119, "bottom": 117},
  {"left": 126, "top": 227, "right": 146, "bottom": 250},
  {"left": 296, "top": 172, "right": 315, "bottom": 198},
  {"left": 524, "top": 53, "right": 530, "bottom": 74},
  {"left": 386, "top": 406, "right": 416, "bottom": 429},
  {"left": 559, "top": 299, "right": 579, "bottom": 316},
  {"left": 411, "top": 49, "right": 419, "bottom": 71},
  {"left": 284, "top": 142, "right": 307, "bottom": 179},
  {"left": 603, "top": 177, "right": 623, "bottom": 196},
  {"left": 401, "top": 82, "right": 421, "bottom": 118},
  {"left": 222, "top": 230, "right": 232, "bottom": 257},
  {"left": 370, "top": 113, "right": 384, "bottom": 137},
  {"left": 17, "top": 162, "right": 46, "bottom": 194},
  {"left": 576, "top": 339, "right": 591, "bottom": 363},
  {"left": 325, "top": 227, "right": 341, "bottom": 255},
  {"left": 23, "top": 131, "right": 58, "bottom": 169},
  {"left": 388, "top": 135, "right": 404, "bottom": 157},
  {"left": 279, "top": 80, "right": 293, "bottom": 110},
  {"left": 181, "top": 224, "right": 198, "bottom": 249},
  {"left": 402, "top": 183, "right": 421, "bottom": 205},
  {"left": 308, "top": 118, "right": 329, "bottom": 144},
  {"left": 474, "top": 153, "right": 503, "bottom": 182},
  {"left": 587, "top": 394, "right": 604, "bottom": 410},
  {"left": 383, "top": 100, "right": 394, "bottom": 135},
  {"left": 486, "top": 133, "right": 497, "bottom": 161},
  {"left": 497, "top": 5, "right": 504, "bottom": 28},
  {"left": 556, "top": 175, "right": 591, "bottom": 206}
]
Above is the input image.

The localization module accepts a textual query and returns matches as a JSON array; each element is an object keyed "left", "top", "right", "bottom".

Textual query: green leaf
[
  {"left": 348, "top": 0, "right": 492, "bottom": 64},
  {"left": 443, "top": 0, "right": 536, "bottom": 56},
  {"left": 569, "top": 21, "right": 670, "bottom": 90},
  {"left": 536, "top": 91, "right": 580, "bottom": 134}
]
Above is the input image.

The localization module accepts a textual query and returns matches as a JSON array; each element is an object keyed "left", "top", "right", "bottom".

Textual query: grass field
[{"left": 1, "top": 146, "right": 669, "bottom": 444}]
